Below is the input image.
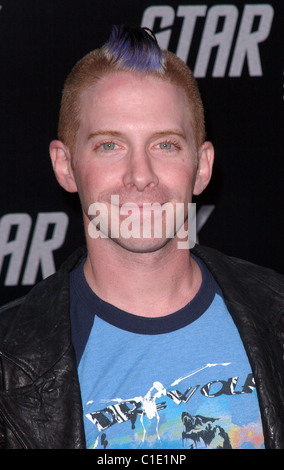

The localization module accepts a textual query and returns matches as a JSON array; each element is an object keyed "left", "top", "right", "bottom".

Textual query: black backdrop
[{"left": 0, "top": 0, "right": 283, "bottom": 305}]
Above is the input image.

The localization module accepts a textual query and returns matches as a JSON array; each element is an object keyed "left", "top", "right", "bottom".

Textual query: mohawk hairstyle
[
  {"left": 58, "top": 24, "right": 206, "bottom": 154},
  {"left": 103, "top": 25, "right": 165, "bottom": 72}
]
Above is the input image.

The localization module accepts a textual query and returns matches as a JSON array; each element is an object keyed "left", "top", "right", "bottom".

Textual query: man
[{"left": 0, "top": 25, "right": 283, "bottom": 449}]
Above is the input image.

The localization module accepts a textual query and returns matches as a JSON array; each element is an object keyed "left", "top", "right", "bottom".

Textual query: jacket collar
[
  {"left": 192, "top": 244, "right": 284, "bottom": 330},
  {"left": 2, "top": 246, "right": 87, "bottom": 381}
]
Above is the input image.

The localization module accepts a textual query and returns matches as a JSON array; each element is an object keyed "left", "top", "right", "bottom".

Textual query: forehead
[{"left": 79, "top": 72, "right": 193, "bottom": 130}]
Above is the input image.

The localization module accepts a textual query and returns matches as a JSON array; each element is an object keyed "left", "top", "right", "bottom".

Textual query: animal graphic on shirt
[{"left": 181, "top": 412, "right": 232, "bottom": 448}]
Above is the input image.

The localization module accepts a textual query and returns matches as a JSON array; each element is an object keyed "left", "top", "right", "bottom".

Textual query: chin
[{"left": 113, "top": 236, "right": 174, "bottom": 254}]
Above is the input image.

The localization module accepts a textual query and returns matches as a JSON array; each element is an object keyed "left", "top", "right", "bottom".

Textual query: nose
[{"left": 122, "top": 148, "right": 159, "bottom": 191}]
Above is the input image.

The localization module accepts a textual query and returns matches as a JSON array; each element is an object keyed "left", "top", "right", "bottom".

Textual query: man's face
[{"left": 69, "top": 72, "right": 208, "bottom": 252}]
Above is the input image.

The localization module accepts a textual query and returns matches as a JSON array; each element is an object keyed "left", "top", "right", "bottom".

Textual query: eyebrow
[
  {"left": 88, "top": 130, "right": 123, "bottom": 140},
  {"left": 151, "top": 130, "right": 186, "bottom": 140},
  {"left": 87, "top": 129, "right": 186, "bottom": 141}
]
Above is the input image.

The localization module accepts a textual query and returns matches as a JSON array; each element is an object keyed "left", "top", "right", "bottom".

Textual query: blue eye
[
  {"left": 102, "top": 142, "right": 116, "bottom": 150},
  {"left": 159, "top": 142, "right": 172, "bottom": 150}
]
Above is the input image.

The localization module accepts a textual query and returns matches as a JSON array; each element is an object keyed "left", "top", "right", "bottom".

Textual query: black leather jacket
[{"left": 0, "top": 245, "right": 283, "bottom": 449}]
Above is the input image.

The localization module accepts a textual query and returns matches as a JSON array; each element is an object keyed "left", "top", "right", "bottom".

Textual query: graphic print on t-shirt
[{"left": 81, "top": 359, "right": 264, "bottom": 449}]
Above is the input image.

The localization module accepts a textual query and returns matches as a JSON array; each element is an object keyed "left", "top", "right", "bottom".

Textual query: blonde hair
[{"left": 58, "top": 26, "right": 205, "bottom": 153}]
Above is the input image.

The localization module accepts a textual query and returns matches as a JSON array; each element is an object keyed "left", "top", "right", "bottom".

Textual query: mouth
[
  {"left": 118, "top": 202, "right": 168, "bottom": 210},
  {"left": 107, "top": 197, "right": 171, "bottom": 211}
]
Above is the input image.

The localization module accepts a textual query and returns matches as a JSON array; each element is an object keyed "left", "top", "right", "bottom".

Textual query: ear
[
  {"left": 49, "top": 140, "right": 78, "bottom": 193},
  {"left": 193, "top": 141, "right": 214, "bottom": 196}
]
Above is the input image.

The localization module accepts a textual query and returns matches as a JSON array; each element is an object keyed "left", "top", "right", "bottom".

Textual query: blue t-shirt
[{"left": 70, "top": 256, "right": 264, "bottom": 450}]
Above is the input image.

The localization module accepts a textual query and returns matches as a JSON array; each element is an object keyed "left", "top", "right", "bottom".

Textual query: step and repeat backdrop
[{"left": 0, "top": 0, "right": 283, "bottom": 304}]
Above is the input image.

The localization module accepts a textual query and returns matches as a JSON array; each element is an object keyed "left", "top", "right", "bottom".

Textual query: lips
[
  {"left": 118, "top": 202, "right": 168, "bottom": 208},
  {"left": 108, "top": 198, "right": 170, "bottom": 210},
  {"left": 100, "top": 189, "right": 179, "bottom": 207}
]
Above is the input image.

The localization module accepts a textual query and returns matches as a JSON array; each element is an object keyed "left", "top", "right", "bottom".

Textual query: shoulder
[
  {"left": 0, "top": 246, "right": 87, "bottom": 342},
  {"left": 193, "top": 244, "right": 284, "bottom": 292},
  {"left": 192, "top": 244, "right": 284, "bottom": 328},
  {"left": 0, "top": 296, "right": 26, "bottom": 337}
]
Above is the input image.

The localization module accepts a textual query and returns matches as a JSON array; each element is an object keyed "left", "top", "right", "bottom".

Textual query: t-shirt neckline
[{"left": 69, "top": 254, "right": 218, "bottom": 335}]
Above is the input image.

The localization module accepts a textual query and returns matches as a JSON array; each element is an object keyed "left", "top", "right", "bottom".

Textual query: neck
[{"left": 83, "top": 235, "right": 201, "bottom": 318}]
